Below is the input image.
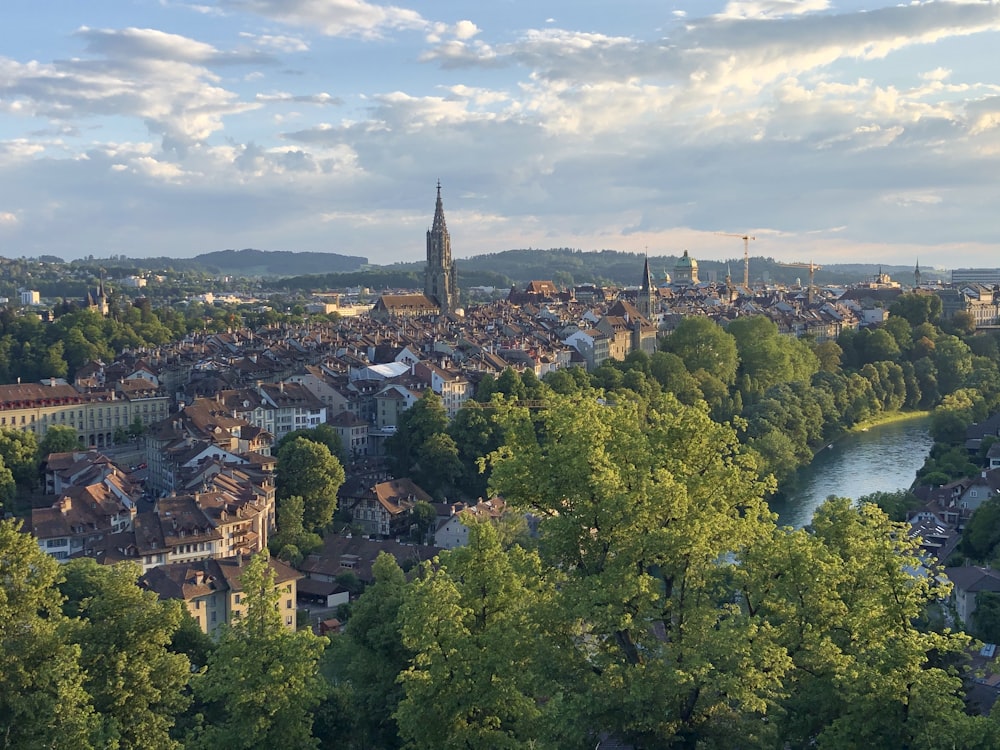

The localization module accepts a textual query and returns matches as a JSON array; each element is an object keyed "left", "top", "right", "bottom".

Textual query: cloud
[
  {"left": 0, "top": 211, "right": 18, "bottom": 226},
  {"left": 0, "top": 28, "right": 261, "bottom": 151},
  {"left": 717, "top": 0, "right": 830, "bottom": 20},
  {"left": 255, "top": 91, "right": 342, "bottom": 105},
  {"left": 220, "top": 0, "right": 427, "bottom": 38},
  {"left": 238, "top": 32, "right": 310, "bottom": 53}
]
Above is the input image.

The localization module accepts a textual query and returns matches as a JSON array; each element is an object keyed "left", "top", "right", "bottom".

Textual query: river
[{"left": 770, "top": 415, "right": 933, "bottom": 528}]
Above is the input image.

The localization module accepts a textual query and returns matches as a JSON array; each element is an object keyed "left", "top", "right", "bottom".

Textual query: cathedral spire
[
  {"left": 425, "top": 181, "right": 458, "bottom": 315},
  {"left": 432, "top": 179, "right": 447, "bottom": 234}
]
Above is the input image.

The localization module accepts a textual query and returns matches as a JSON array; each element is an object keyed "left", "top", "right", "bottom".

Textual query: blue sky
[{"left": 2, "top": 0, "right": 1000, "bottom": 270}]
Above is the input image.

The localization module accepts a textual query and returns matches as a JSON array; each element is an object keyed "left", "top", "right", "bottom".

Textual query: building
[
  {"left": 637, "top": 257, "right": 656, "bottom": 320},
  {"left": 424, "top": 181, "right": 459, "bottom": 315},
  {"left": 140, "top": 555, "right": 300, "bottom": 636},
  {"left": 674, "top": 250, "right": 699, "bottom": 285},
  {"left": 351, "top": 477, "right": 433, "bottom": 538},
  {"left": 952, "top": 268, "right": 1000, "bottom": 286},
  {"left": 0, "top": 379, "right": 170, "bottom": 449},
  {"left": 19, "top": 289, "right": 40, "bottom": 306}
]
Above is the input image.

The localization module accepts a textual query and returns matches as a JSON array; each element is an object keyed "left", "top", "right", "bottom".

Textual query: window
[
  {"left": 286, "top": 599, "right": 292, "bottom": 609},
  {"left": 286, "top": 616, "right": 293, "bottom": 626},
  {"left": 234, "top": 593, "right": 241, "bottom": 604}
]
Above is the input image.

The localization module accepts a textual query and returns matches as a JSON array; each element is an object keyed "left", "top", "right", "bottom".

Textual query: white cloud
[
  {"left": 0, "top": 211, "right": 18, "bottom": 226},
  {"left": 220, "top": 0, "right": 427, "bottom": 38},
  {"left": 238, "top": 32, "right": 310, "bottom": 52},
  {"left": 717, "top": 0, "right": 830, "bottom": 20},
  {"left": 0, "top": 28, "right": 261, "bottom": 150}
]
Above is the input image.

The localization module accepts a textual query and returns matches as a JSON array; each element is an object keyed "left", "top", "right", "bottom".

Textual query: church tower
[
  {"left": 638, "top": 255, "right": 655, "bottom": 319},
  {"left": 914, "top": 259, "right": 922, "bottom": 288},
  {"left": 425, "top": 181, "right": 458, "bottom": 315}
]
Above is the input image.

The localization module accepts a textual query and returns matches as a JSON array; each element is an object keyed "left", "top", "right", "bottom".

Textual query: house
[
  {"left": 944, "top": 566, "right": 1000, "bottom": 627},
  {"left": 351, "top": 478, "right": 433, "bottom": 538},
  {"left": 298, "top": 533, "right": 439, "bottom": 586},
  {"left": 140, "top": 554, "right": 300, "bottom": 637},
  {"left": 435, "top": 498, "right": 508, "bottom": 549}
]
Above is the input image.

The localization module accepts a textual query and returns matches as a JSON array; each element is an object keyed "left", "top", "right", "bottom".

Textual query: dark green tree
[
  {"left": 276, "top": 437, "right": 345, "bottom": 531},
  {"left": 60, "top": 559, "right": 191, "bottom": 750},
  {"left": 190, "top": 553, "right": 328, "bottom": 749},
  {"left": 0, "top": 519, "right": 96, "bottom": 749},
  {"left": 38, "top": 425, "right": 80, "bottom": 458}
]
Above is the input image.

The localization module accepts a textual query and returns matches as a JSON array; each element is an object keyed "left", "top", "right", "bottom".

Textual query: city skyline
[{"left": 1, "top": 1, "right": 1000, "bottom": 268}]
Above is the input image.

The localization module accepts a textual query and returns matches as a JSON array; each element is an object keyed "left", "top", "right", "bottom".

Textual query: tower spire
[{"left": 425, "top": 181, "right": 457, "bottom": 314}]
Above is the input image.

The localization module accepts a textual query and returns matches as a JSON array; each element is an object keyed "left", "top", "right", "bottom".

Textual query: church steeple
[
  {"left": 638, "top": 254, "right": 655, "bottom": 319},
  {"left": 914, "top": 258, "right": 922, "bottom": 288},
  {"left": 425, "top": 181, "right": 458, "bottom": 315}
]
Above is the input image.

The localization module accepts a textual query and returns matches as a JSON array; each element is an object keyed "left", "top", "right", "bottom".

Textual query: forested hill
[{"left": 55, "top": 247, "right": 940, "bottom": 287}]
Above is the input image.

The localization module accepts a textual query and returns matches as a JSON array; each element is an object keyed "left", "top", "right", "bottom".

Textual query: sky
[{"left": 2, "top": 1, "right": 1000, "bottom": 271}]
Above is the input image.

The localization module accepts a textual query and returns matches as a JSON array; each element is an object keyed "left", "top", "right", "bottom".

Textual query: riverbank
[{"left": 848, "top": 410, "right": 931, "bottom": 434}]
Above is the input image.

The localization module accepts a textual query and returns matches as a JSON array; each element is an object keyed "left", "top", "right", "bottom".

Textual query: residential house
[
  {"left": 351, "top": 478, "right": 433, "bottom": 538},
  {"left": 140, "top": 555, "right": 300, "bottom": 636}
]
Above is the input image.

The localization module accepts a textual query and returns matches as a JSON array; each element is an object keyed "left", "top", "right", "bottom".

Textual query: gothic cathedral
[{"left": 424, "top": 181, "right": 459, "bottom": 315}]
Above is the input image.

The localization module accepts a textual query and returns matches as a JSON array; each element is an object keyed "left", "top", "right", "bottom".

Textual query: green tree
[
  {"left": 648, "top": 350, "right": 703, "bottom": 405},
  {"left": 728, "top": 316, "right": 818, "bottom": 400},
  {"left": 0, "top": 428, "right": 39, "bottom": 489},
  {"left": 447, "top": 404, "right": 505, "bottom": 498},
  {"left": 38, "top": 425, "right": 80, "bottom": 458},
  {"left": 661, "top": 316, "right": 739, "bottom": 386},
  {"left": 961, "top": 496, "right": 1000, "bottom": 561},
  {"left": 413, "top": 432, "right": 462, "bottom": 500},
  {"left": 277, "top": 424, "right": 344, "bottom": 462},
  {"left": 386, "top": 390, "right": 449, "bottom": 479},
  {"left": 270, "top": 495, "right": 321, "bottom": 563},
  {"left": 742, "top": 498, "right": 982, "bottom": 748},
  {"left": 327, "top": 553, "right": 412, "bottom": 749},
  {"left": 858, "top": 488, "right": 923, "bottom": 522},
  {"left": 0, "top": 519, "right": 96, "bottom": 749},
  {"left": 486, "top": 393, "right": 782, "bottom": 747},
  {"left": 191, "top": 553, "right": 328, "bottom": 750},
  {"left": 0, "top": 456, "right": 14, "bottom": 515},
  {"left": 889, "top": 293, "right": 942, "bottom": 327},
  {"left": 396, "top": 523, "right": 563, "bottom": 749},
  {"left": 59, "top": 559, "right": 191, "bottom": 750},
  {"left": 276, "top": 437, "right": 345, "bottom": 531}
]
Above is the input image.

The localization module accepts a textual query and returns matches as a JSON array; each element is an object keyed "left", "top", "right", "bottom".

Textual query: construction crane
[
  {"left": 777, "top": 261, "right": 823, "bottom": 303},
  {"left": 716, "top": 232, "right": 755, "bottom": 290}
]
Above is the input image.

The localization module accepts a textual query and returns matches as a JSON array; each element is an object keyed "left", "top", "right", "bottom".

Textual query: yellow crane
[
  {"left": 716, "top": 232, "right": 755, "bottom": 289},
  {"left": 777, "top": 261, "right": 823, "bottom": 302}
]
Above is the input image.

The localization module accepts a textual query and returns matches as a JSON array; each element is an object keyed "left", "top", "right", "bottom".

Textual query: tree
[
  {"left": 269, "top": 495, "right": 321, "bottom": 563},
  {"left": 276, "top": 437, "right": 345, "bottom": 531},
  {"left": 961, "top": 496, "right": 1000, "bottom": 561},
  {"left": 0, "top": 519, "right": 96, "bottom": 749},
  {"left": 0, "top": 456, "right": 14, "bottom": 515},
  {"left": 648, "top": 350, "right": 703, "bottom": 405},
  {"left": 0, "top": 428, "right": 39, "bottom": 488},
  {"left": 190, "top": 553, "right": 328, "bottom": 750},
  {"left": 386, "top": 390, "right": 449, "bottom": 479},
  {"left": 276, "top": 424, "right": 344, "bottom": 462},
  {"left": 889, "top": 293, "right": 942, "bottom": 327},
  {"left": 413, "top": 432, "right": 462, "bottom": 499},
  {"left": 486, "top": 393, "right": 782, "bottom": 747},
  {"left": 326, "top": 553, "right": 412, "bottom": 749},
  {"left": 396, "top": 523, "right": 565, "bottom": 749},
  {"left": 59, "top": 559, "right": 191, "bottom": 750},
  {"left": 742, "top": 498, "right": 984, "bottom": 748},
  {"left": 448, "top": 404, "right": 505, "bottom": 498},
  {"left": 661, "top": 316, "right": 739, "bottom": 386},
  {"left": 38, "top": 424, "right": 80, "bottom": 458},
  {"left": 728, "top": 316, "right": 819, "bottom": 399}
]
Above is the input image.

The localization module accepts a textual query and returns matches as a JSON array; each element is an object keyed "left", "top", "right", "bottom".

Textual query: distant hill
[
  {"left": 56, "top": 247, "right": 942, "bottom": 288},
  {"left": 191, "top": 249, "right": 367, "bottom": 276},
  {"left": 65, "top": 249, "right": 368, "bottom": 278}
]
